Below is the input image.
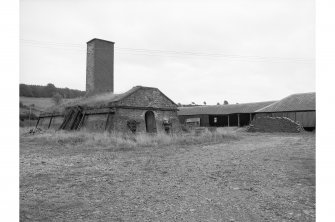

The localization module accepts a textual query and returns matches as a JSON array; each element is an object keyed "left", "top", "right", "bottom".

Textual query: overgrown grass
[{"left": 20, "top": 127, "right": 241, "bottom": 151}]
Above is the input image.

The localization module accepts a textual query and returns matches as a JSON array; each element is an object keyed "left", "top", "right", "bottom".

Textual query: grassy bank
[{"left": 20, "top": 127, "right": 241, "bottom": 150}]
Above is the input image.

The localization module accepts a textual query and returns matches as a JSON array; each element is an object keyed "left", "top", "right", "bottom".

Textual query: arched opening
[{"left": 145, "top": 111, "right": 157, "bottom": 133}]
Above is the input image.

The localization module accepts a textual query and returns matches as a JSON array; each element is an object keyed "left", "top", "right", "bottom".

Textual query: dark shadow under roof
[
  {"left": 255, "top": 92, "right": 315, "bottom": 113},
  {"left": 177, "top": 101, "right": 276, "bottom": 116}
]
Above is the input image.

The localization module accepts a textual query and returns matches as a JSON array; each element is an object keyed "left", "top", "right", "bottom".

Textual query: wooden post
[
  {"left": 227, "top": 115, "right": 230, "bottom": 127},
  {"left": 77, "top": 113, "right": 86, "bottom": 130},
  {"left": 29, "top": 106, "right": 32, "bottom": 127},
  {"left": 35, "top": 117, "right": 40, "bottom": 128},
  {"left": 105, "top": 113, "right": 110, "bottom": 131},
  {"left": 48, "top": 116, "right": 53, "bottom": 129},
  {"left": 237, "top": 114, "right": 240, "bottom": 127},
  {"left": 249, "top": 113, "right": 252, "bottom": 124}
]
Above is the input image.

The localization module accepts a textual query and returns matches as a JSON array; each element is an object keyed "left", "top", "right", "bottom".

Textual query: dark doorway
[
  {"left": 209, "top": 115, "right": 228, "bottom": 127},
  {"left": 239, "top": 113, "right": 252, "bottom": 127},
  {"left": 145, "top": 111, "right": 157, "bottom": 133}
]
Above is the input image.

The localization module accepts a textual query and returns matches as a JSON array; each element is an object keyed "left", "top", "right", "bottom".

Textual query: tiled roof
[
  {"left": 255, "top": 92, "right": 315, "bottom": 113},
  {"left": 177, "top": 101, "right": 276, "bottom": 116}
]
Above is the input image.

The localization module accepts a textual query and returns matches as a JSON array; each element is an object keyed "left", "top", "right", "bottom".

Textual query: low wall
[{"left": 247, "top": 117, "right": 303, "bottom": 133}]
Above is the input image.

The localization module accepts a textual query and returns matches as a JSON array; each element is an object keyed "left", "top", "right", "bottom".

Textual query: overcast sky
[{"left": 20, "top": 0, "right": 315, "bottom": 105}]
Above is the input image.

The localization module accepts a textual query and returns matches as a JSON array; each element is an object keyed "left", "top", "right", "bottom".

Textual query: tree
[
  {"left": 177, "top": 103, "right": 182, "bottom": 107},
  {"left": 52, "top": 92, "right": 63, "bottom": 105},
  {"left": 20, "top": 84, "right": 33, "bottom": 97},
  {"left": 224, "top": 100, "right": 229, "bottom": 105},
  {"left": 217, "top": 102, "right": 220, "bottom": 105},
  {"left": 46, "top": 83, "right": 57, "bottom": 97},
  {"left": 191, "top": 102, "right": 196, "bottom": 105},
  {"left": 203, "top": 101, "right": 207, "bottom": 105}
]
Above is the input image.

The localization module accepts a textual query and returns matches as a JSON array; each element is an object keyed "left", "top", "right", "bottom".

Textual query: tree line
[{"left": 20, "top": 83, "right": 85, "bottom": 98}]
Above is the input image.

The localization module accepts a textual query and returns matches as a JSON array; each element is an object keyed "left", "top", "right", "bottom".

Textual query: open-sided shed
[
  {"left": 254, "top": 92, "right": 316, "bottom": 130},
  {"left": 178, "top": 101, "right": 276, "bottom": 127}
]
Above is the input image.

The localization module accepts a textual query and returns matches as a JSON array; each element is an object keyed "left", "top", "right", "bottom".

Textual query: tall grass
[{"left": 21, "top": 127, "right": 240, "bottom": 151}]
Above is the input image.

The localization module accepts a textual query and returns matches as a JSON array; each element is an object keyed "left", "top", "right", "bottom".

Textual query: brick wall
[
  {"left": 111, "top": 108, "right": 181, "bottom": 134},
  {"left": 82, "top": 114, "right": 109, "bottom": 132},
  {"left": 117, "top": 87, "right": 177, "bottom": 109},
  {"left": 86, "top": 39, "right": 114, "bottom": 95}
]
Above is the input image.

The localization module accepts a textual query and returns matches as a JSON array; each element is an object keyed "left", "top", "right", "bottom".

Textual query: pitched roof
[
  {"left": 44, "top": 86, "right": 176, "bottom": 114},
  {"left": 177, "top": 101, "right": 276, "bottom": 116},
  {"left": 255, "top": 92, "right": 315, "bottom": 113}
]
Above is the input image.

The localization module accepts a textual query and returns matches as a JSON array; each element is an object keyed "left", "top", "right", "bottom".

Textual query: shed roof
[
  {"left": 255, "top": 92, "right": 315, "bottom": 113},
  {"left": 177, "top": 101, "right": 276, "bottom": 116}
]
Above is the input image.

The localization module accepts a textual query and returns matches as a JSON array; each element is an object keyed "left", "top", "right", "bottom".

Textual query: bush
[{"left": 52, "top": 93, "right": 63, "bottom": 105}]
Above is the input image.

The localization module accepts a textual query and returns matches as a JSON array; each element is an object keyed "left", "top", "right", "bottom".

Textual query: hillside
[
  {"left": 20, "top": 97, "right": 58, "bottom": 112},
  {"left": 19, "top": 97, "right": 73, "bottom": 120},
  {"left": 20, "top": 83, "right": 85, "bottom": 98}
]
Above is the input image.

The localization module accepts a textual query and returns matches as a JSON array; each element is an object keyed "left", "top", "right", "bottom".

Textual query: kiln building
[{"left": 36, "top": 38, "right": 181, "bottom": 133}]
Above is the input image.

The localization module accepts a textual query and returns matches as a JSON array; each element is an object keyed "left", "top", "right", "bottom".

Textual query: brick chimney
[{"left": 86, "top": 38, "right": 114, "bottom": 95}]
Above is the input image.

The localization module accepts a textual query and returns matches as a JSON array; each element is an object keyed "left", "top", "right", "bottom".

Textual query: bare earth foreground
[{"left": 20, "top": 129, "right": 315, "bottom": 221}]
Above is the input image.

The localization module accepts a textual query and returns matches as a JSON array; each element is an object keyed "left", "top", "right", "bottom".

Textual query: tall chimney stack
[{"left": 86, "top": 38, "right": 114, "bottom": 95}]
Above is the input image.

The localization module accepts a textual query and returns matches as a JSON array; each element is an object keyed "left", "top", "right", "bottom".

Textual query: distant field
[
  {"left": 20, "top": 97, "right": 56, "bottom": 111},
  {"left": 20, "top": 97, "right": 73, "bottom": 111},
  {"left": 20, "top": 129, "right": 315, "bottom": 221}
]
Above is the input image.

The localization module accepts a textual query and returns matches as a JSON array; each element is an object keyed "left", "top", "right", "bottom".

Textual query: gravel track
[{"left": 20, "top": 132, "right": 315, "bottom": 221}]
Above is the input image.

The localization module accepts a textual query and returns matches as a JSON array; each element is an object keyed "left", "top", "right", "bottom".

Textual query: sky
[{"left": 20, "top": 0, "right": 315, "bottom": 105}]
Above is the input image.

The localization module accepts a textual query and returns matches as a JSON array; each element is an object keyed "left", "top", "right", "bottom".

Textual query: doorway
[{"left": 145, "top": 111, "right": 157, "bottom": 133}]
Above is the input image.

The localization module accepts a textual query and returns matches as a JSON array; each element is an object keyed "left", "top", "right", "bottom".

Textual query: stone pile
[{"left": 247, "top": 117, "right": 303, "bottom": 133}]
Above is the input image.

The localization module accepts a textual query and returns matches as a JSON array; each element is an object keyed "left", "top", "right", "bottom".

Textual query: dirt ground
[{"left": 20, "top": 130, "right": 315, "bottom": 221}]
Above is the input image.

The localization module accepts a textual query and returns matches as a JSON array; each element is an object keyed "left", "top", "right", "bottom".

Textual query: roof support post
[
  {"left": 35, "top": 117, "right": 40, "bottom": 128},
  {"left": 249, "top": 113, "right": 252, "bottom": 124},
  {"left": 48, "top": 116, "right": 53, "bottom": 129},
  {"left": 227, "top": 115, "right": 230, "bottom": 127},
  {"left": 237, "top": 114, "right": 240, "bottom": 127}
]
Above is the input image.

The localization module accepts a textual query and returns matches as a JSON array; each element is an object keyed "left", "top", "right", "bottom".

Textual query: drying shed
[
  {"left": 178, "top": 101, "right": 276, "bottom": 127},
  {"left": 254, "top": 92, "right": 316, "bottom": 130},
  {"left": 36, "top": 38, "right": 181, "bottom": 133}
]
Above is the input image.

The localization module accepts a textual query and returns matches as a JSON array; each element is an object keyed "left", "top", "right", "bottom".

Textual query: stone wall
[{"left": 247, "top": 117, "right": 303, "bottom": 133}]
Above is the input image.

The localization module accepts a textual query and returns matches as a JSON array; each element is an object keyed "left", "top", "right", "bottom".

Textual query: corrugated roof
[
  {"left": 177, "top": 101, "right": 276, "bottom": 116},
  {"left": 255, "top": 92, "right": 315, "bottom": 113}
]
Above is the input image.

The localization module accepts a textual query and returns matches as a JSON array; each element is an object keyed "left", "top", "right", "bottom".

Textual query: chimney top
[{"left": 87, "top": 38, "right": 115, "bottom": 44}]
